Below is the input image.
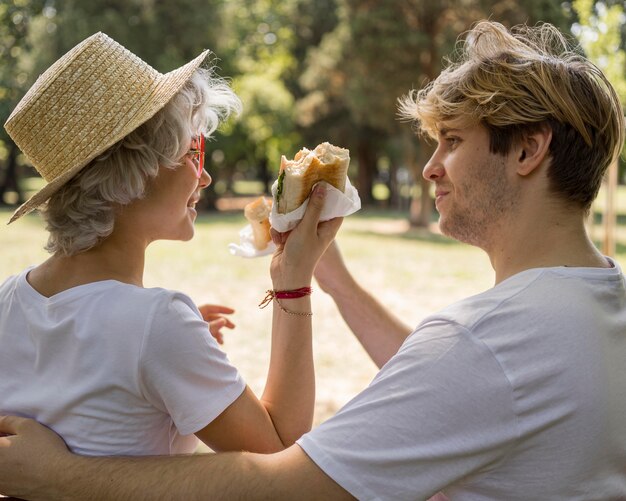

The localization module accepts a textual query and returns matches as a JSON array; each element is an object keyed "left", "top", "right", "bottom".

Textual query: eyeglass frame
[{"left": 187, "top": 135, "right": 206, "bottom": 178}]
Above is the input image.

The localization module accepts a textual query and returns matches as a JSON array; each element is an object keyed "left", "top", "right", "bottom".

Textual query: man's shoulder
[
  {"left": 417, "top": 265, "right": 619, "bottom": 342},
  {"left": 419, "top": 268, "right": 547, "bottom": 331}
]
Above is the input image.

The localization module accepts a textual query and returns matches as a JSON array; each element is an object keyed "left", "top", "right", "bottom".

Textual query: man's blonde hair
[{"left": 399, "top": 20, "right": 625, "bottom": 210}]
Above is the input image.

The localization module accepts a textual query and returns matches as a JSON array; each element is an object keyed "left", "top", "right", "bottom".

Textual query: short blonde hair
[
  {"left": 41, "top": 68, "right": 241, "bottom": 256},
  {"left": 399, "top": 21, "right": 625, "bottom": 210}
]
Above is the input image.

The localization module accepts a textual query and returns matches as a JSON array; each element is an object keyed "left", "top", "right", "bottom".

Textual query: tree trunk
[
  {"left": 0, "top": 142, "right": 24, "bottom": 206},
  {"left": 356, "top": 133, "right": 377, "bottom": 207},
  {"left": 388, "top": 160, "right": 398, "bottom": 209},
  {"left": 602, "top": 158, "right": 618, "bottom": 257},
  {"left": 258, "top": 157, "right": 272, "bottom": 194},
  {"left": 409, "top": 141, "right": 435, "bottom": 227}
]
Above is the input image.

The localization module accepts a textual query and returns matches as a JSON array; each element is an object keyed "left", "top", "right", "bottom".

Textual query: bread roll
[
  {"left": 244, "top": 196, "right": 272, "bottom": 250},
  {"left": 276, "top": 142, "right": 350, "bottom": 214}
]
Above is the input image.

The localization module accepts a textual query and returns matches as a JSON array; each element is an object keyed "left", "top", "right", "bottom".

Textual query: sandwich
[
  {"left": 275, "top": 142, "right": 350, "bottom": 214},
  {"left": 244, "top": 196, "right": 273, "bottom": 250}
]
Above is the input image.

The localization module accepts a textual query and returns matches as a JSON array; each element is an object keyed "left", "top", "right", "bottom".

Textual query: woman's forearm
[{"left": 261, "top": 295, "right": 314, "bottom": 446}]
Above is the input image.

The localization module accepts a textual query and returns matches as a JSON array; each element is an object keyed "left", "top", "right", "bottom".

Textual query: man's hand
[
  {"left": 313, "top": 240, "right": 349, "bottom": 295},
  {"left": 0, "top": 415, "right": 70, "bottom": 499},
  {"left": 198, "top": 304, "right": 236, "bottom": 345}
]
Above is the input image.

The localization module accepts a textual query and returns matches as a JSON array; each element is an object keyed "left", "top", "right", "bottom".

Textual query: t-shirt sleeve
[
  {"left": 138, "top": 292, "right": 246, "bottom": 436},
  {"left": 297, "top": 320, "right": 519, "bottom": 500}
]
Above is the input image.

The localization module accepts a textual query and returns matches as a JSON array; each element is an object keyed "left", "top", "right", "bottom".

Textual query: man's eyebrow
[{"left": 439, "top": 128, "right": 461, "bottom": 136}]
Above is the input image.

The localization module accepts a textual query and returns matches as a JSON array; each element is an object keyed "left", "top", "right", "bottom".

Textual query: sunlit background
[
  {"left": 1, "top": 0, "right": 625, "bottom": 437},
  {"left": 1, "top": 0, "right": 624, "bottom": 233}
]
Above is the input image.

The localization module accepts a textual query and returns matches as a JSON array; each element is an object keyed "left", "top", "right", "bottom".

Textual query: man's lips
[{"left": 435, "top": 189, "right": 449, "bottom": 204}]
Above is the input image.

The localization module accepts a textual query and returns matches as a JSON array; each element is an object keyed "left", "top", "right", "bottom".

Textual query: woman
[{"left": 0, "top": 33, "right": 341, "bottom": 457}]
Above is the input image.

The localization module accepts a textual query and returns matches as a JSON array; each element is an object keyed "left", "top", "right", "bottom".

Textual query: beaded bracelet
[
  {"left": 259, "top": 286, "right": 313, "bottom": 316},
  {"left": 274, "top": 299, "right": 313, "bottom": 317}
]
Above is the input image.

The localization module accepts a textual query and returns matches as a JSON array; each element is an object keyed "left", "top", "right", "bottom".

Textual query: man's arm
[
  {"left": 0, "top": 416, "right": 353, "bottom": 501},
  {"left": 314, "top": 241, "right": 413, "bottom": 368}
]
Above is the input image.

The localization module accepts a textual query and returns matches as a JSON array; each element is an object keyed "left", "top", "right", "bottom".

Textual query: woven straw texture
[{"left": 4, "top": 32, "right": 209, "bottom": 223}]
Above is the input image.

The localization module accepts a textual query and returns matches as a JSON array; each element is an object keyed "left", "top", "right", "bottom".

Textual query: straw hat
[{"left": 4, "top": 32, "right": 210, "bottom": 223}]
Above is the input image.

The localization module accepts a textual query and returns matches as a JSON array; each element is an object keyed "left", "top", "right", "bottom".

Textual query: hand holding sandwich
[
  {"left": 270, "top": 142, "right": 360, "bottom": 234},
  {"left": 270, "top": 184, "right": 343, "bottom": 291},
  {"left": 230, "top": 142, "right": 357, "bottom": 258}
]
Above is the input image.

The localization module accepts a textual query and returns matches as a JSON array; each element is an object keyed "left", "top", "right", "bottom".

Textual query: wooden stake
[{"left": 602, "top": 159, "right": 618, "bottom": 257}]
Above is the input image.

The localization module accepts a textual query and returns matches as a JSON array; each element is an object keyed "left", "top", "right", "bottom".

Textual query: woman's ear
[{"left": 515, "top": 125, "right": 552, "bottom": 176}]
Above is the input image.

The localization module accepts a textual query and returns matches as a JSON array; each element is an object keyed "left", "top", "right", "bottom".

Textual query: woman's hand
[
  {"left": 198, "top": 304, "right": 235, "bottom": 345},
  {"left": 270, "top": 184, "right": 343, "bottom": 291}
]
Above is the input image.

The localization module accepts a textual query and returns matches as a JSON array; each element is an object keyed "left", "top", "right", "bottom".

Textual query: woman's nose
[{"left": 200, "top": 168, "right": 212, "bottom": 189}]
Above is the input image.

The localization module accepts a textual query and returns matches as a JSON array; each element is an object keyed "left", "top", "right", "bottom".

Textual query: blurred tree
[
  {"left": 214, "top": 0, "right": 343, "bottom": 196},
  {"left": 296, "top": 10, "right": 356, "bottom": 180},
  {"left": 41, "top": 0, "right": 223, "bottom": 70},
  {"left": 298, "top": 0, "right": 572, "bottom": 225},
  {"left": 218, "top": 0, "right": 301, "bottom": 194},
  {"left": 0, "top": 0, "right": 229, "bottom": 208},
  {"left": 572, "top": 0, "right": 626, "bottom": 104},
  {"left": 0, "top": 0, "right": 339, "bottom": 207},
  {"left": 0, "top": 0, "right": 46, "bottom": 205},
  {"left": 571, "top": 0, "right": 626, "bottom": 256},
  {"left": 2, "top": 0, "right": 621, "bottom": 219}
]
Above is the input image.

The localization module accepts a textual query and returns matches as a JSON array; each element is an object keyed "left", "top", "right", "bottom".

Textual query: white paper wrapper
[
  {"left": 269, "top": 177, "right": 361, "bottom": 233},
  {"left": 228, "top": 177, "right": 360, "bottom": 258},
  {"left": 228, "top": 224, "right": 276, "bottom": 258}
]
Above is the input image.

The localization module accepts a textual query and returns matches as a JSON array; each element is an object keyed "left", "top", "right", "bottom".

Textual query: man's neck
[{"left": 485, "top": 209, "right": 608, "bottom": 285}]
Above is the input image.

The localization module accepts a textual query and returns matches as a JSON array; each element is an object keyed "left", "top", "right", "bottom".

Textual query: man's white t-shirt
[
  {"left": 0, "top": 269, "right": 246, "bottom": 456},
  {"left": 298, "top": 261, "right": 626, "bottom": 500}
]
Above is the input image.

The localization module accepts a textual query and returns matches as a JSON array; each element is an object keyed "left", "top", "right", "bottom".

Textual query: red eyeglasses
[{"left": 187, "top": 135, "right": 205, "bottom": 178}]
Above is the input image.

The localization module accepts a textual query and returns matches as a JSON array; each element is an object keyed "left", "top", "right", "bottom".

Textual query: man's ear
[{"left": 515, "top": 125, "right": 552, "bottom": 176}]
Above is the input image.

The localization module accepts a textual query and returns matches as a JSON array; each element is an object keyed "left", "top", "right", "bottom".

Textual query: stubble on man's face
[{"left": 438, "top": 154, "right": 520, "bottom": 250}]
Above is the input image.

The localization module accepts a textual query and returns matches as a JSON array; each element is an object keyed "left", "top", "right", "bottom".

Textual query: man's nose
[{"left": 422, "top": 154, "right": 444, "bottom": 181}]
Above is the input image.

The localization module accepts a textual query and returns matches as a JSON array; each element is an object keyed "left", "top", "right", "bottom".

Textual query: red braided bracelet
[{"left": 259, "top": 286, "right": 312, "bottom": 309}]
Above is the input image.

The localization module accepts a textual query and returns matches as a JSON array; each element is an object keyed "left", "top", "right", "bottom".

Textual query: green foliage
[
  {"left": 299, "top": 0, "right": 574, "bottom": 137},
  {"left": 42, "top": 0, "right": 224, "bottom": 70},
  {"left": 573, "top": 0, "right": 626, "bottom": 180},
  {"left": 0, "top": 0, "right": 46, "bottom": 142},
  {"left": 573, "top": 0, "right": 626, "bottom": 103},
  {"left": 218, "top": 0, "right": 303, "bottom": 169},
  {"left": 0, "top": 0, "right": 624, "bottom": 208}
]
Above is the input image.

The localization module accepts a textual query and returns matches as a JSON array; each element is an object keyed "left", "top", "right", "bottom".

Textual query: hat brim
[{"left": 8, "top": 49, "right": 210, "bottom": 224}]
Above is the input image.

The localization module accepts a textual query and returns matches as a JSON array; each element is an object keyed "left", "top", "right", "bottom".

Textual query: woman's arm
[
  {"left": 314, "top": 242, "right": 413, "bottom": 368},
  {"left": 195, "top": 185, "right": 342, "bottom": 453}
]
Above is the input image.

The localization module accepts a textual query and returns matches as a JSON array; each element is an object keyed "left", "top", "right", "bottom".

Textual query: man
[{"left": 1, "top": 20, "right": 625, "bottom": 500}]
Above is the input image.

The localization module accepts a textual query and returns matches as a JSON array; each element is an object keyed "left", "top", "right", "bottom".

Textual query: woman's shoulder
[{"left": 97, "top": 283, "right": 197, "bottom": 312}]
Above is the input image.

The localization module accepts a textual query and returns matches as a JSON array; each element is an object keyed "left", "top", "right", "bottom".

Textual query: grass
[{"left": 1, "top": 198, "right": 625, "bottom": 432}]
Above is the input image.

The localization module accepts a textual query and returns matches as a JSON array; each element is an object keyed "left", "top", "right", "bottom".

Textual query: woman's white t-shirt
[{"left": 0, "top": 269, "right": 245, "bottom": 456}]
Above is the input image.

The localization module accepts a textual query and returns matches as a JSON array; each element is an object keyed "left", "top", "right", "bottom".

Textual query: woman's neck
[{"left": 28, "top": 236, "right": 147, "bottom": 297}]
